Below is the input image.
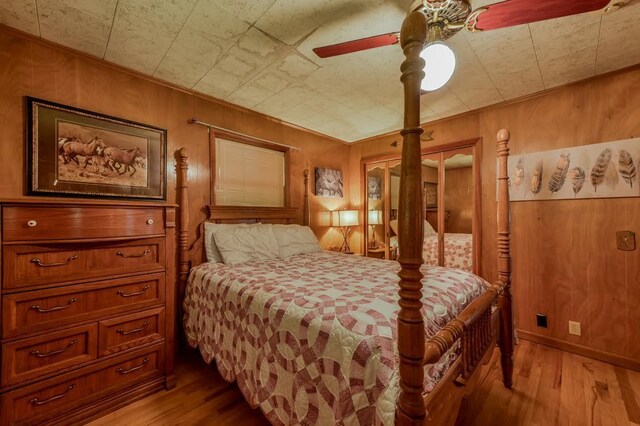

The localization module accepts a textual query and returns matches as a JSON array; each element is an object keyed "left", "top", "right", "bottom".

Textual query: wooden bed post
[
  {"left": 396, "top": 11, "right": 428, "bottom": 426},
  {"left": 177, "top": 147, "right": 190, "bottom": 316},
  {"left": 496, "top": 129, "right": 514, "bottom": 388},
  {"left": 303, "top": 169, "right": 310, "bottom": 226}
]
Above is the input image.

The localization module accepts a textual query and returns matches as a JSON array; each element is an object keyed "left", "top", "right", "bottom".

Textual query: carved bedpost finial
[
  {"left": 496, "top": 129, "right": 514, "bottom": 389},
  {"left": 396, "top": 10, "right": 428, "bottom": 426}
]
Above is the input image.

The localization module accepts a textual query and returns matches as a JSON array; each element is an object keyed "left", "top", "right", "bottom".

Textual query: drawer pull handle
[
  {"left": 117, "top": 358, "right": 149, "bottom": 375},
  {"left": 31, "top": 339, "right": 78, "bottom": 358},
  {"left": 27, "top": 220, "right": 38, "bottom": 227},
  {"left": 30, "top": 384, "right": 75, "bottom": 406},
  {"left": 116, "top": 249, "right": 151, "bottom": 258},
  {"left": 31, "top": 255, "right": 78, "bottom": 267},
  {"left": 31, "top": 298, "right": 78, "bottom": 313},
  {"left": 117, "top": 321, "right": 149, "bottom": 335},
  {"left": 146, "top": 219, "right": 154, "bottom": 225},
  {"left": 116, "top": 286, "right": 150, "bottom": 298}
]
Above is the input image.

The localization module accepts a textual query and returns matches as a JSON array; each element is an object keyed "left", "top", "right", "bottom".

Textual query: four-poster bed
[{"left": 174, "top": 10, "right": 513, "bottom": 425}]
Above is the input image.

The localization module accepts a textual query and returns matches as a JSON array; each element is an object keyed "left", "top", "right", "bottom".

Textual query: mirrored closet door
[
  {"left": 365, "top": 162, "right": 388, "bottom": 259},
  {"left": 363, "top": 139, "right": 481, "bottom": 274}
]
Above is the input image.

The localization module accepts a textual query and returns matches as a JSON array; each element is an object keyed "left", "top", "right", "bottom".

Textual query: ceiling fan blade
[
  {"left": 471, "top": 0, "right": 610, "bottom": 31},
  {"left": 313, "top": 32, "right": 399, "bottom": 58}
]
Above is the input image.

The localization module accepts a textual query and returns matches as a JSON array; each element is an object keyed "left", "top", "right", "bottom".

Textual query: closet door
[
  {"left": 365, "top": 163, "right": 386, "bottom": 258},
  {"left": 442, "top": 147, "right": 480, "bottom": 274},
  {"left": 421, "top": 154, "right": 441, "bottom": 267},
  {"left": 388, "top": 161, "right": 401, "bottom": 260}
]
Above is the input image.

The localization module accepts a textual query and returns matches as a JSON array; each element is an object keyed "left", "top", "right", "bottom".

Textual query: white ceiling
[{"left": 1, "top": 0, "right": 639, "bottom": 142}]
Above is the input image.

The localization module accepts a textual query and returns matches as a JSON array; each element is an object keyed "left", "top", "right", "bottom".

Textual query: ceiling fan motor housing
[{"left": 414, "top": 0, "right": 473, "bottom": 40}]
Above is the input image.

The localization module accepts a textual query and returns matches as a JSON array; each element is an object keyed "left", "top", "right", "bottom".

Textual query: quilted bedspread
[
  {"left": 183, "top": 251, "right": 488, "bottom": 425},
  {"left": 423, "top": 233, "right": 474, "bottom": 273}
]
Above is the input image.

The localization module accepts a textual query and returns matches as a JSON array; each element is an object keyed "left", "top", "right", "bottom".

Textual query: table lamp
[
  {"left": 368, "top": 210, "right": 382, "bottom": 249},
  {"left": 331, "top": 210, "right": 359, "bottom": 254}
]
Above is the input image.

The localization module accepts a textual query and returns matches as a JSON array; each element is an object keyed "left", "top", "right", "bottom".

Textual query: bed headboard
[{"left": 175, "top": 147, "right": 305, "bottom": 308}]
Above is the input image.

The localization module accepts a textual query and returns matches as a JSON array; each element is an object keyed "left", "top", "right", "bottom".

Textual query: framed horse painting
[{"left": 26, "top": 97, "right": 167, "bottom": 200}]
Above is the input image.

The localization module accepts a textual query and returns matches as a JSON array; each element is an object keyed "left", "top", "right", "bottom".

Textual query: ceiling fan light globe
[{"left": 420, "top": 42, "right": 456, "bottom": 92}]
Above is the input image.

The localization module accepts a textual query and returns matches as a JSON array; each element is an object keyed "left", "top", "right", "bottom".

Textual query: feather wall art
[
  {"left": 548, "top": 153, "right": 570, "bottom": 193},
  {"left": 531, "top": 160, "right": 543, "bottom": 195},
  {"left": 590, "top": 148, "right": 612, "bottom": 192},
  {"left": 618, "top": 150, "right": 637, "bottom": 188},
  {"left": 570, "top": 167, "right": 585, "bottom": 197},
  {"left": 506, "top": 137, "right": 639, "bottom": 201},
  {"left": 512, "top": 158, "right": 524, "bottom": 190}
]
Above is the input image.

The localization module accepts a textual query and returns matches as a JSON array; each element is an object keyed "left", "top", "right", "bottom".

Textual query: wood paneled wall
[
  {"left": 0, "top": 26, "right": 350, "bottom": 251},
  {"left": 350, "top": 66, "right": 640, "bottom": 367},
  {"left": 444, "top": 167, "right": 473, "bottom": 234}
]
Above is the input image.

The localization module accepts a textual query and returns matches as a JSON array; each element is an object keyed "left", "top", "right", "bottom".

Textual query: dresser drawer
[
  {"left": 2, "top": 206, "right": 164, "bottom": 242},
  {"left": 98, "top": 308, "right": 164, "bottom": 356},
  {"left": 3, "top": 239, "right": 165, "bottom": 290},
  {"left": 1, "top": 324, "right": 98, "bottom": 387},
  {"left": 2, "top": 273, "right": 165, "bottom": 338},
  {"left": 0, "top": 344, "right": 163, "bottom": 425}
]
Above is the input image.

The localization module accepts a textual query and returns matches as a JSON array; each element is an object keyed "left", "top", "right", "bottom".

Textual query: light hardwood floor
[{"left": 89, "top": 340, "right": 640, "bottom": 426}]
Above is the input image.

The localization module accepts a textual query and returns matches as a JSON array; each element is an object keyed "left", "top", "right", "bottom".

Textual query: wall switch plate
[
  {"left": 569, "top": 321, "right": 582, "bottom": 336},
  {"left": 536, "top": 314, "right": 548, "bottom": 328},
  {"left": 617, "top": 231, "right": 636, "bottom": 251}
]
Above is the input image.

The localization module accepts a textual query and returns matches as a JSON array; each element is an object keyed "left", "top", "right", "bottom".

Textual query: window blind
[{"left": 215, "top": 138, "right": 285, "bottom": 207}]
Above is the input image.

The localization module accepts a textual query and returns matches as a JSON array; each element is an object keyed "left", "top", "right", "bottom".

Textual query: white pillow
[
  {"left": 204, "top": 222, "right": 253, "bottom": 263},
  {"left": 272, "top": 224, "right": 322, "bottom": 258},
  {"left": 211, "top": 223, "right": 280, "bottom": 265},
  {"left": 390, "top": 219, "right": 436, "bottom": 236}
]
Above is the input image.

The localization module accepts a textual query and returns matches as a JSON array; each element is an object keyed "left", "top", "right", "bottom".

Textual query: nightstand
[{"left": 367, "top": 247, "right": 386, "bottom": 259}]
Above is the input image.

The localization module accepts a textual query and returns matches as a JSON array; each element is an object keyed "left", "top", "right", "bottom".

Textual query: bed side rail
[{"left": 423, "top": 284, "right": 502, "bottom": 381}]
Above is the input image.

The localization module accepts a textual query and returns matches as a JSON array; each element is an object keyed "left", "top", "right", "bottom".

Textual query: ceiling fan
[{"left": 313, "top": 0, "right": 614, "bottom": 91}]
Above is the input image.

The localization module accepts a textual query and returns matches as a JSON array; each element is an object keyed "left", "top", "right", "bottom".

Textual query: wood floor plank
[{"left": 88, "top": 342, "right": 638, "bottom": 425}]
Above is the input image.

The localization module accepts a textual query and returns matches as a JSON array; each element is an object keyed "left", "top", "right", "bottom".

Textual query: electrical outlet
[
  {"left": 569, "top": 321, "right": 582, "bottom": 336},
  {"left": 536, "top": 314, "right": 547, "bottom": 328}
]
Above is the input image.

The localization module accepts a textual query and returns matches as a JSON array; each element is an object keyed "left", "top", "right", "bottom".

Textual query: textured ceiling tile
[
  {"left": 530, "top": 14, "right": 601, "bottom": 63},
  {"left": 193, "top": 66, "right": 244, "bottom": 99},
  {"left": 154, "top": 2, "right": 250, "bottom": 88},
  {"left": 0, "top": 0, "right": 39, "bottom": 35},
  {"left": 464, "top": 25, "right": 533, "bottom": 65},
  {"left": 185, "top": 25, "right": 287, "bottom": 99},
  {"left": 153, "top": 28, "right": 225, "bottom": 88},
  {"left": 596, "top": 2, "right": 640, "bottom": 73},
  {"left": 37, "top": 0, "right": 116, "bottom": 57},
  {"left": 185, "top": 0, "right": 251, "bottom": 44},
  {"left": 216, "top": 0, "right": 276, "bottom": 25},
  {"left": 538, "top": 46, "right": 596, "bottom": 89},
  {"left": 421, "top": 88, "right": 468, "bottom": 115},
  {"left": 104, "top": 0, "right": 197, "bottom": 74},
  {"left": 254, "top": 0, "right": 334, "bottom": 45},
  {"left": 253, "top": 83, "right": 319, "bottom": 116},
  {"left": 492, "top": 65, "right": 545, "bottom": 100},
  {"left": 225, "top": 81, "right": 275, "bottom": 109},
  {"left": 250, "top": 53, "right": 318, "bottom": 93},
  {"left": 596, "top": 46, "right": 640, "bottom": 74}
]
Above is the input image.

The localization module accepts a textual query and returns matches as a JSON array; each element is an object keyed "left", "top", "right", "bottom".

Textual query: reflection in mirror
[
  {"left": 388, "top": 163, "right": 401, "bottom": 260},
  {"left": 443, "top": 152, "right": 474, "bottom": 272},
  {"left": 421, "top": 155, "right": 440, "bottom": 267},
  {"left": 366, "top": 165, "right": 385, "bottom": 252}
]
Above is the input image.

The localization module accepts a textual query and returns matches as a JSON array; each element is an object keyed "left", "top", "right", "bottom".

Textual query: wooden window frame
[{"left": 208, "top": 129, "right": 291, "bottom": 208}]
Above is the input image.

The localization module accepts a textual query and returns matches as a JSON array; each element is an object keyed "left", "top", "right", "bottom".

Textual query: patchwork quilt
[{"left": 183, "top": 251, "right": 487, "bottom": 425}]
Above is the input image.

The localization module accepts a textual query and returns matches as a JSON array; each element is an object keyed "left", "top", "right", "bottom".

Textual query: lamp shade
[
  {"left": 420, "top": 41, "right": 456, "bottom": 92},
  {"left": 332, "top": 210, "right": 359, "bottom": 227},
  {"left": 368, "top": 210, "right": 383, "bottom": 225}
]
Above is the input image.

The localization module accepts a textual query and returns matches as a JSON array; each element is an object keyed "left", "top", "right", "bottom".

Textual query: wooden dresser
[{"left": 0, "top": 199, "right": 176, "bottom": 425}]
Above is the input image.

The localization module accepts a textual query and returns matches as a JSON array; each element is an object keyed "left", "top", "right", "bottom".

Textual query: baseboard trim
[{"left": 517, "top": 330, "right": 640, "bottom": 371}]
